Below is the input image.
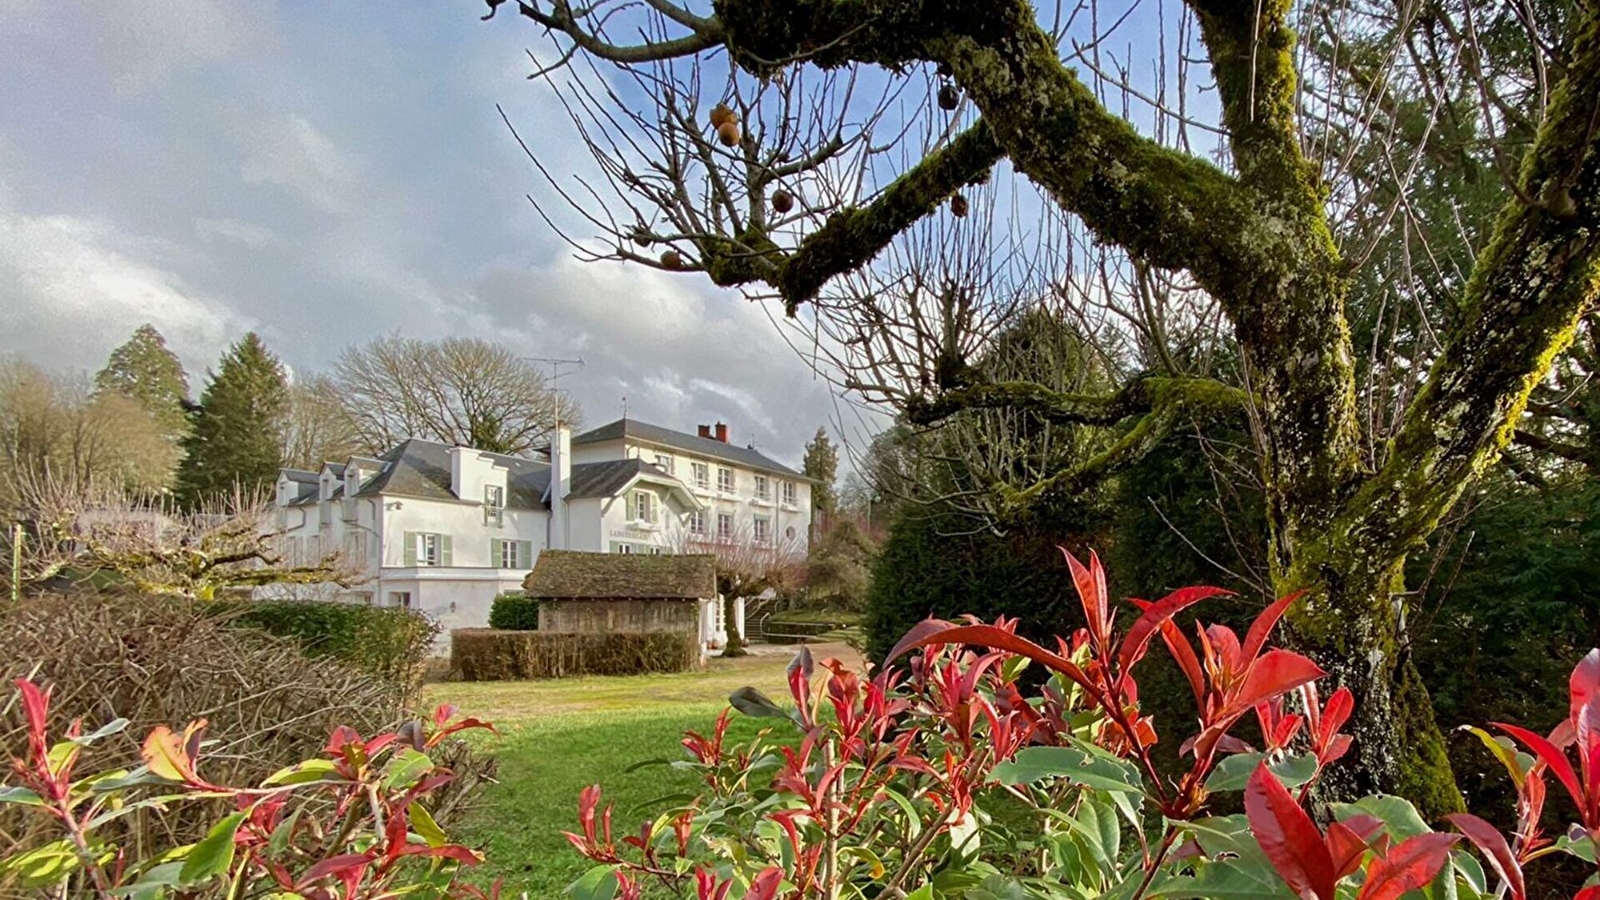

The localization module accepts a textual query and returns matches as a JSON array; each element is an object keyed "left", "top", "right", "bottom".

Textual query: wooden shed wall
[{"left": 538, "top": 599, "right": 698, "bottom": 634}]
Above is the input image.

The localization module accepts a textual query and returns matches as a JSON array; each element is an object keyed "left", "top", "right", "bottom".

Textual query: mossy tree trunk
[{"left": 489, "top": 0, "right": 1600, "bottom": 814}]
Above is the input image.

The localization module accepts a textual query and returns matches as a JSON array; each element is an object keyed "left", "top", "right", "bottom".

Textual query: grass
[{"left": 423, "top": 643, "right": 858, "bottom": 899}]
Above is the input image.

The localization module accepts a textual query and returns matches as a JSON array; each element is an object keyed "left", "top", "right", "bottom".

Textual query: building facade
[{"left": 268, "top": 419, "right": 813, "bottom": 648}]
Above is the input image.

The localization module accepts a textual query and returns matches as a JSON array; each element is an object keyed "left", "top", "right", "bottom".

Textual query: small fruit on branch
[
  {"left": 938, "top": 84, "right": 960, "bottom": 110},
  {"left": 717, "top": 122, "right": 741, "bottom": 147},
  {"left": 950, "top": 193, "right": 969, "bottom": 218},
  {"left": 709, "top": 103, "right": 736, "bottom": 129},
  {"left": 771, "top": 189, "right": 795, "bottom": 214},
  {"left": 660, "top": 249, "right": 684, "bottom": 270}
]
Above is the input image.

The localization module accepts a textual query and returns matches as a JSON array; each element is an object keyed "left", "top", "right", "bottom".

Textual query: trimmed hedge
[
  {"left": 215, "top": 601, "right": 438, "bottom": 702},
  {"left": 487, "top": 592, "right": 539, "bottom": 630},
  {"left": 451, "top": 630, "right": 701, "bottom": 681}
]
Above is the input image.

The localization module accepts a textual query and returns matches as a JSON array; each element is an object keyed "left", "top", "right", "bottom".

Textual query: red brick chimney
[
  {"left": 714, "top": 422, "right": 729, "bottom": 443},
  {"left": 697, "top": 424, "right": 712, "bottom": 439}
]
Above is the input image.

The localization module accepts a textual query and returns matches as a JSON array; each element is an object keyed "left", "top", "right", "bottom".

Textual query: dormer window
[{"left": 484, "top": 484, "right": 505, "bottom": 526}]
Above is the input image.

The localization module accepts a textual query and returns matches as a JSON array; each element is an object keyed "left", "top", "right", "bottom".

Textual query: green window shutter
[
  {"left": 626, "top": 492, "right": 637, "bottom": 520},
  {"left": 403, "top": 532, "right": 417, "bottom": 566},
  {"left": 519, "top": 541, "right": 532, "bottom": 567},
  {"left": 491, "top": 538, "right": 502, "bottom": 567},
  {"left": 439, "top": 534, "right": 453, "bottom": 567}
]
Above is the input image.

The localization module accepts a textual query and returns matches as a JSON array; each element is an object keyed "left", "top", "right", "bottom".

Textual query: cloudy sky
[{"left": 0, "top": 0, "right": 849, "bottom": 469}]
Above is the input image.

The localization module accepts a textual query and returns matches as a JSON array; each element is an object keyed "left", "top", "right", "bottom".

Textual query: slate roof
[
  {"left": 353, "top": 439, "right": 550, "bottom": 509},
  {"left": 572, "top": 418, "right": 809, "bottom": 479},
  {"left": 282, "top": 469, "right": 319, "bottom": 485},
  {"left": 567, "top": 458, "right": 672, "bottom": 499},
  {"left": 342, "top": 439, "right": 680, "bottom": 508},
  {"left": 524, "top": 550, "right": 716, "bottom": 600}
]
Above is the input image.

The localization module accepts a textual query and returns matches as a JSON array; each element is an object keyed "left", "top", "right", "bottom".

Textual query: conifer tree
[
  {"left": 802, "top": 427, "right": 838, "bottom": 521},
  {"left": 176, "top": 334, "right": 289, "bottom": 506},
  {"left": 94, "top": 324, "right": 190, "bottom": 440}
]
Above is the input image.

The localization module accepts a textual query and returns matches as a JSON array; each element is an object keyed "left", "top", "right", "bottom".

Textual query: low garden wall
[{"left": 450, "top": 629, "right": 702, "bottom": 680}]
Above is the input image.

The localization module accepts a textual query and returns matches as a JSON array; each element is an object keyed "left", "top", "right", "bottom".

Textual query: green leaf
[
  {"left": 905, "top": 885, "right": 936, "bottom": 900},
  {"left": 992, "top": 744, "right": 1143, "bottom": 793},
  {"left": 410, "top": 801, "right": 449, "bottom": 848},
  {"left": 380, "top": 748, "right": 434, "bottom": 790},
  {"left": 1150, "top": 860, "right": 1290, "bottom": 900},
  {"left": 1331, "top": 794, "right": 1431, "bottom": 840},
  {"left": 569, "top": 864, "right": 619, "bottom": 900},
  {"left": 0, "top": 785, "right": 45, "bottom": 806},
  {"left": 70, "top": 717, "right": 130, "bottom": 746},
  {"left": 263, "top": 758, "right": 340, "bottom": 786},
  {"left": 1205, "top": 752, "right": 1317, "bottom": 793},
  {"left": 728, "top": 686, "right": 789, "bottom": 720},
  {"left": 267, "top": 808, "right": 301, "bottom": 858},
  {"left": 111, "top": 861, "right": 187, "bottom": 900},
  {"left": 179, "top": 812, "right": 245, "bottom": 883},
  {"left": 0, "top": 839, "right": 84, "bottom": 887}
]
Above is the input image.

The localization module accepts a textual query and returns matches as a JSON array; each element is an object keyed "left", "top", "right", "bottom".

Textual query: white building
[{"left": 269, "top": 418, "right": 814, "bottom": 650}]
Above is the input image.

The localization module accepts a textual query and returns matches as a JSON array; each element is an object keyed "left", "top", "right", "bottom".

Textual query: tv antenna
[{"left": 524, "top": 356, "right": 584, "bottom": 430}]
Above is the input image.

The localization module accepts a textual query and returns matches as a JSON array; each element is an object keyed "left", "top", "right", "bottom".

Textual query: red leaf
[
  {"left": 1246, "top": 763, "right": 1337, "bottom": 900},
  {"left": 1325, "top": 821, "right": 1371, "bottom": 882},
  {"left": 1224, "top": 651, "right": 1326, "bottom": 720},
  {"left": 1155, "top": 617, "right": 1206, "bottom": 706},
  {"left": 1241, "top": 592, "right": 1305, "bottom": 663},
  {"left": 1320, "top": 687, "right": 1355, "bottom": 742},
  {"left": 1572, "top": 650, "right": 1600, "bottom": 819},
  {"left": 1062, "top": 548, "right": 1111, "bottom": 651},
  {"left": 744, "top": 866, "right": 785, "bottom": 900},
  {"left": 1354, "top": 833, "right": 1459, "bottom": 900},
  {"left": 887, "top": 623, "right": 1097, "bottom": 695},
  {"left": 13, "top": 679, "right": 49, "bottom": 737},
  {"left": 298, "top": 852, "right": 377, "bottom": 887},
  {"left": 1495, "top": 722, "right": 1584, "bottom": 815},
  {"left": 1575, "top": 888, "right": 1600, "bottom": 900},
  {"left": 884, "top": 619, "right": 957, "bottom": 667},
  {"left": 1119, "top": 586, "right": 1230, "bottom": 673},
  {"left": 1446, "top": 813, "right": 1525, "bottom": 900}
]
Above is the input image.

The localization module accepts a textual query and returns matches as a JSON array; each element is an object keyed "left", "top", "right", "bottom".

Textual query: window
[
  {"left": 717, "top": 467, "right": 735, "bottom": 493},
  {"left": 754, "top": 475, "right": 770, "bottom": 501},
  {"left": 343, "top": 532, "right": 364, "bottom": 562},
  {"left": 484, "top": 484, "right": 505, "bottom": 526},
  {"left": 716, "top": 513, "right": 734, "bottom": 540},
  {"left": 495, "top": 539, "right": 531, "bottom": 569},
  {"left": 689, "top": 509, "right": 707, "bottom": 534},
  {"left": 404, "top": 532, "right": 450, "bottom": 567},
  {"left": 616, "top": 543, "right": 634, "bottom": 555},
  {"left": 782, "top": 481, "right": 797, "bottom": 505},
  {"left": 691, "top": 462, "right": 710, "bottom": 489},
  {"left": 754, "top": 516, "right": 770, "bottom": 544},
  {"left": 654, "top": 453, "right": 674, "bottom": 474},
  {"left": 630, "top": 490, "right": 655, "bottom": 524},
  {"left": 785, "top": 525, "right": 797, "bottom": 541},
  {"left": 389, "top": 591, "right": 412, "bottom": 610}
]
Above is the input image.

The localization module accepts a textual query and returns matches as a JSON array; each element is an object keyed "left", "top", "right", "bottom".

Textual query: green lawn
[{"left": 424, "top": 644, "right": 857, "bottom": 899}]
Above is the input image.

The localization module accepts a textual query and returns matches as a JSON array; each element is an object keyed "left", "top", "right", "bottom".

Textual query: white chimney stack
[{"left": 550, "top": 426, "right": 572, "bottom": 550}]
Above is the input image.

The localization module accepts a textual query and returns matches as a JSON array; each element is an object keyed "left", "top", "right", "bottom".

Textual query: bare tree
[
  {"left": 0, "top": 358, "right": 179, "bottom": 513},
  {"left": 282, "top": 373, "right": 366, "bottom": 470},
  {"left": 332, "top": 335, "right": 581, "bottom": 456},
  {"left": 482, "top": 0, "right": 1600, "bottom": 812},
  {"left": 667, "top": 519, "right": 805, "bottom": 655},
  {"left": 8, "top": 476, "right": 359, "bottom": 601}
]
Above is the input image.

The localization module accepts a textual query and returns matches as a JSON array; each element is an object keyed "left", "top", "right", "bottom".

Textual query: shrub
[
  {"left": 215, "top": 599, "right": 439, "bottom": 702},
  {"left": 0, "top": 679, "right": 494, "bottom": 899},
  {"left": 487, "top": 591, "right": 540, "bottom": 630},
  {"left": 451, "top": 630, "right": 700, "bottom": 680},
  {"left": 0, "top": 592, "right": 491, "bottom": 850},
  {"left": 558, "top": 549, "right": 1597, "bottom": 900}
]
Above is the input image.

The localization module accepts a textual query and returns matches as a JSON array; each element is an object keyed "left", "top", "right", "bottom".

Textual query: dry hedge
[
  {"left": 0, "top": 592, "right": 494, "bottom": 858},
  {"left": 451, "top": 629, "right": 702, "bottom": 680}
]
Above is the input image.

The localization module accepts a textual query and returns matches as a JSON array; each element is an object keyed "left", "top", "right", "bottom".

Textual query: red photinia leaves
[
  {"left": 683, "top": 709, "right": 732, "bottom": 766},
  {"left": 1247, "top": 763, "right": 1457, "bottom": 900},
  {"left": 1447, "top": 813, "right": 1525, "bottom": 900},
  {"left": 1246, "top": 762, "right": 1339, "bottom": 900},
  {"left": 14, "top": 678, "right": 50, "bottom": 767},
  {"left": 1064, "top": 548, "right": 1113, "bottom": 654},
  {"left": 1305, "top": 684, "right": 1356, "bottom": 768},
  {"left": 564, "top": 784, "right": 619, "bottom": 862},
  {"left": 744, "top": 866, "right": 785, "bottom": 900},
  {"left": 1354, "top": 832, "right": 1460, "bottom": 900},
  {"left": 1118, "top": 585, "right": 1232, "bottom": 675}
]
